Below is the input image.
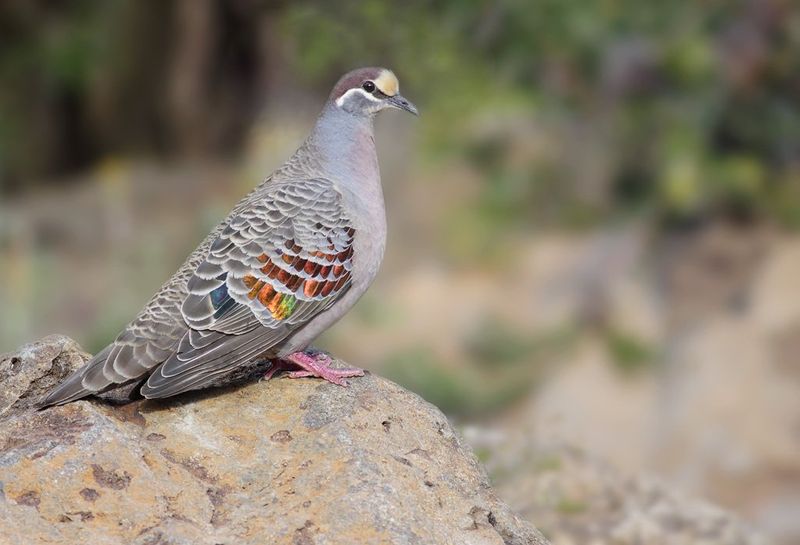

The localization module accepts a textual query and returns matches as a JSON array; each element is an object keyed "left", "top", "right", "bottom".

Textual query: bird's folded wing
[
  {"left": 41, "top": 178, "right": 355, "bottom": 405},
  {"left": 139, "top": 178, "right": 355, "bottom": 398}
]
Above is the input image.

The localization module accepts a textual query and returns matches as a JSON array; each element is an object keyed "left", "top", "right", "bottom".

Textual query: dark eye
[{"left": 362, "top": 81, "right": 376, "bottom": 93}]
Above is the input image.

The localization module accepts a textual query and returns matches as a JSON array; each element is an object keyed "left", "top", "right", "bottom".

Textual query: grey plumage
[{"left": 42, "top": 67, "right": 416, "bottom": 406}]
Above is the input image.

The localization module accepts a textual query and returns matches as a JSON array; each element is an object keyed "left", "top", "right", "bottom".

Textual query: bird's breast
[{"left": 348, "top": 184, "right": 387, "bottom": 289}]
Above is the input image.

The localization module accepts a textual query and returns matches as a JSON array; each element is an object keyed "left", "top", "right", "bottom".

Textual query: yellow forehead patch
[{"left": 374, "top": 70, "right": 399, "bottom": 96}]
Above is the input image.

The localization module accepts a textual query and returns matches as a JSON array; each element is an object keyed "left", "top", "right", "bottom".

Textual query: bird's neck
[{"left": 305, "top": 105, "right": 379, "bottom": 185}]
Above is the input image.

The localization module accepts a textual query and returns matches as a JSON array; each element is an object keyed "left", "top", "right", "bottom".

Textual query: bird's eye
[{"left": 362, "top": 81, "right": 376, "bottom": 93}]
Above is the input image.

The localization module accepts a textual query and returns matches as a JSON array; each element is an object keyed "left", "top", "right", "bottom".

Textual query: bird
[{"left": 41, "top": 67, "right": 418, "bottom": 407}]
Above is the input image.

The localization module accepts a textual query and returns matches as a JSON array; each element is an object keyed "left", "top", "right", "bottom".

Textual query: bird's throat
[{"left": 308, "top": 107, "right": 379, "bottom": 185}]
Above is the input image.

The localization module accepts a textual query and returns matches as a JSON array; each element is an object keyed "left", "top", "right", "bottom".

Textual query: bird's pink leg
[{"left": 264, "top": 350, "right": 364, "bottom": 386}]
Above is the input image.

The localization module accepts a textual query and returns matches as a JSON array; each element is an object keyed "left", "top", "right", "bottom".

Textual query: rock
[
  {"left": 0, "top": 337, "right": 546, "bottom": 545},
  {"left": 0, "top": 335, "right": 89, "bottom": 418},
  {"left": 464, "top": 429, "right": 772, "bottom": 545},
  {"left": 475, "top": 231, "right": 798, "bottom": 544}
]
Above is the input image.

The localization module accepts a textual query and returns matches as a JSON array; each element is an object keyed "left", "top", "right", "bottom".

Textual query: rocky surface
[
  {"left": 0, "top": 337, "right": 546, "bottom": 545},
  {"left": 465, "top": 431, "right": 772, "bottom": 545},
  {"left": 510, "top": 233, "right": 800, "bottom": 544},
  {"left": 0, "top": 335, "right": 89, "bottom": 418}
]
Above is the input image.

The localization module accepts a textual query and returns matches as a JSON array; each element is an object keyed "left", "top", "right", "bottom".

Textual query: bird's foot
[{"left": 264, "top": 350, "right": 364, "bottom": 386}]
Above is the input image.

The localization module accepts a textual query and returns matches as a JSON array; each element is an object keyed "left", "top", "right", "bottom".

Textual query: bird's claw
[{"left": 264, "top": 351, "right": 364, "bottom": 387}]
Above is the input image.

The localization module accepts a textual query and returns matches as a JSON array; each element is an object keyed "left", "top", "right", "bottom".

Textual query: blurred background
[{"left": 1, "top": 0, "right": 799, "bottom": 543}]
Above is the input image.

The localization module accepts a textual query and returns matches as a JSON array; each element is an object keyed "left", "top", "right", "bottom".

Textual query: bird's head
[{"left": 329, "top": 67, "right": 418, "bottom": 118}]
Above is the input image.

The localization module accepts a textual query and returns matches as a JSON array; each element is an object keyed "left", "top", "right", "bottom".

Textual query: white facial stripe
[{"left": 335, "top": 87, "right": 382, "bottom": 108}]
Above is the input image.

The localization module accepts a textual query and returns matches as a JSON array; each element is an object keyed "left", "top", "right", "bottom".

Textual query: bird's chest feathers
[{"left": 340, "top": 180, "right": 386, "bottom": 284}]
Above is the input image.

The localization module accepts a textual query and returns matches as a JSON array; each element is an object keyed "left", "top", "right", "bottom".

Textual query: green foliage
[
  {"left": 468, "top": 320, "right": 575, "bottom": 369},
  {"left": 3, "top": 0, "right": 799, "bottom": 226},
  {"left": 605, "top": 329, "right": 655, "bottom": 374},
  {"left": 533, "top": 454, "right": 563, "bottom": 473},
  {"left": 469, "top": 320, "right": 535, "bottom": 368},
  {"left": 281, "top": 0, "right": 800, "bottom": 229},
  {"left": 381, "top": 346, "right": 535, "bottom": 418},
  {"left": 381, "top": 347, "right": 476, "bottom": 416},
  {"left": 555, "top": 498, "right": 589, "bottom": 515},
  {"left": 381, "top": 323, "right": 574, "bottom": 417}
]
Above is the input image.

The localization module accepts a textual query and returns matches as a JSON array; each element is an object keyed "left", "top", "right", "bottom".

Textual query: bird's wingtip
[{"left": 37, "top": 371, "right": 92, "bottom": 408}]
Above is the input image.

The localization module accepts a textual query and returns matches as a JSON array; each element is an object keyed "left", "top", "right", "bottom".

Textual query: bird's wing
[
  {"left": 139, "top": 178, "right": 355, "bottom": 398},
  {"left": 41, "top": 178, "right": 355, "bottom": 406}
]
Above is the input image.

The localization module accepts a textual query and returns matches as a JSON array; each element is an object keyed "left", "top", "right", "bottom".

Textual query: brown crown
[{"left": 329, "top": 67, "right": 398, "bottom": 100}]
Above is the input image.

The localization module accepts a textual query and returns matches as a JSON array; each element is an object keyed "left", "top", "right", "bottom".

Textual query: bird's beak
[{"left": 387, "top": 94, "right": 419, "bottom": 116}]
